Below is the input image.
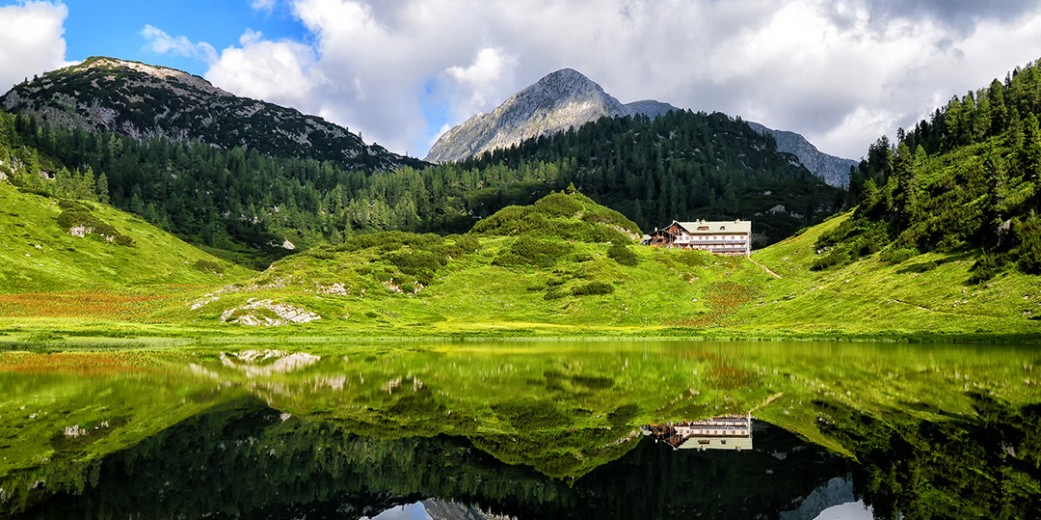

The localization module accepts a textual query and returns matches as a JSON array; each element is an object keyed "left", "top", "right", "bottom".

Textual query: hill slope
[
  {"left": 1, "top": 57, "right": 422, "bottom": 171},
  {"left": 745, "top": 212, "right": 1041, "bottom": 337},
  {"left": 181, "top": 191, "right": 768, "bottom": 333},
  {"left": 813, "top": 57, "right": 1041, "bottom": 282},
  {"left": 173, "top": 191, "right": 1040, "bottom": 337},
  {"left": 0, "top": 181, "right": 251, "bottom": 320}
]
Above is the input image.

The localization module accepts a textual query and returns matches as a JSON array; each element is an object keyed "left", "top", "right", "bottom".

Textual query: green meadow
[{"left": 0, "top": 186, "right": 1039, "bottom": 341}]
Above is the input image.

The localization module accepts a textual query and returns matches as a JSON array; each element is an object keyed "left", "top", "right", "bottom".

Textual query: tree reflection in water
[{"left": 8, "top": 399, "right": 860, "bottom": 519}]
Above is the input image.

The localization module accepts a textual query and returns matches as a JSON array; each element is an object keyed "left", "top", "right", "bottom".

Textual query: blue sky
[
  {"left": 3, "top": 0, "right": 1041, "bottom": 160},
  {"left": 60, "top": 1, "right": 306, "bottom": 75}
]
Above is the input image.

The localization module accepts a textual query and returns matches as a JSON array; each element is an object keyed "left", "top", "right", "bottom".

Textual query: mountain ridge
[
  {"left": 1, "top": 56, "right": 423, "bottom": 172},
  {"left": 426, "top": 68, "right": 855, "bottom": 186}
]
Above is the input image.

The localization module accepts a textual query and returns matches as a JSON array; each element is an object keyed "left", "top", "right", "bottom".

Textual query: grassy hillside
[
  {"left": 0, "top": 187, "right": 1037, "bottom": 339},
  {"left": 742, "top": 212, "right": 1041, "bottom": 338},
  {"left": 175, "top": 191, "right": 1041, "bottom": 338},
  {"left": 0, "top": 182, "right": 252, "bottom": 323},
  {"left": 176, "top": 191, "right": 771, "bottom": 335}
]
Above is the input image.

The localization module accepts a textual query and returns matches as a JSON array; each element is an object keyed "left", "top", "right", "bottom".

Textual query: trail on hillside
[{"left": 748, "top": 257, "right": 783, "bottom": 279}]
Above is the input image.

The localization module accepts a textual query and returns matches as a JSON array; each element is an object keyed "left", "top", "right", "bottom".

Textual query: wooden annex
[{"left": 645, "top": 219, "right": 752, "bottom": 256}]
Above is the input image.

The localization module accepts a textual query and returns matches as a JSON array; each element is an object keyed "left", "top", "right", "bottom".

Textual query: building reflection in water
[{"left": 643, "top": 414, "right": 753, "bottom": 451}]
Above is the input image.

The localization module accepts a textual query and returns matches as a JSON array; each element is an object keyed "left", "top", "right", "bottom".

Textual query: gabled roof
[{"left": 672, "top": 219, "right": 751, "bottom": 234}]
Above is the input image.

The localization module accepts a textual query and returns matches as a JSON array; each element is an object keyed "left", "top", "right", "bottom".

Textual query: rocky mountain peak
[
  {"left": 72, "top": 56, "right": 228, "bottom": 95},
  {"left": 425, "top": 68, "right": 633, "bottom": 163}
]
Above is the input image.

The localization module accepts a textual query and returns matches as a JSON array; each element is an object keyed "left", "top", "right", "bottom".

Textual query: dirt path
[
  {"left": 889, "top": 298, "right": 932, "bottom": 312},
  {"left": 747, "top": 257, "right": 783, "bottom": 279},
  {"left": 750, "top": 392, "right": 784, "bottom": 413}
]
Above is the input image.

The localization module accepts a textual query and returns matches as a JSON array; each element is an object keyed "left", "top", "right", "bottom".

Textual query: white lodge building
[{"left": 646, "top": 219, "right": 752, "bottom": 256}]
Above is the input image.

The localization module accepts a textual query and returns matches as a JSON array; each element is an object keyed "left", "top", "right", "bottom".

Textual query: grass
[
  {"left": 0, "top": 188, "right": 1038, "bottom": 340},
  {"left": 740, "top": 211, "right": 1041, "bottom": 337}
]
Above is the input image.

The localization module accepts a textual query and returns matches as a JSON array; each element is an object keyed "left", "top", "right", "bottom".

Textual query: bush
[
  {"left": 192, "top": 259, "right": 224, "bottom": 274},
  {"left": 810, "top": 249, "right": 852, "bottom": 271},
  {"left": 879, "top": 247, "right": 918, "bottom": 264},
  {"left": 970, "top": 253, "right": 1006, "bottom": 283},
  {"left": 55, "top": 200, "right": 133, "bottom": 246},
  {"left": 544, "top": 288, "right": 568, "bottom": 300},
  {"left": 339, "top": 231, "right": 444, "bottom": 253},
  {"left": 492, "top": 237, "right": 572, "bottom": 268},
  {"left": 571, "top": 281, "right": 614, "bottom": 296},
  {"left": 607, "top": 242, "right": 638, "bottom": 266},
  {"left": 450, "top": 234, "right": 481, "bottom": 254},
  {"left": 1014, "top": 217, "right": 1041, "bottom": 275},
  {"left": 533, "top": 192, "right": 583, "bottom": 217}
]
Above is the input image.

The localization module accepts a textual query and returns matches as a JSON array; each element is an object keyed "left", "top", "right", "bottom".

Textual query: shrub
[
  {"left": 492, "top": 237, "right": 572, "bottom": 268},
  {"left": 1014, "top": 217, "right": 1041, "bottom": 275},
  {"left": 544, "top": 288, "right": 568, "bottom": 300},
  {"left": 970, "top": 253, "right": 1006, "bottom": 283},
  {"left": 192, "top": 259, "right": 224, "bottom": 274},
  {"left": 340, "top": 231, "right": 444, "bottom": 253},
  {"left": 811, "top": 249, "right": 852, "bottom": 271},
  {"left": 55, "top": 200, "right": 133, "bottom": 246},
  {"left": 674, "top": 250, "right": 708, "bottom": 267},
  {"left": 571, "top": 281, "right": 614, "bottom": 296},
  {"left": 903, "top": 260, "right": 938, "bottom": 273},
  {"left": 880, "top": 247, "right": 918, "bottom": 264},
  {"left": 450, "top": 234, "right": 481, "bottom": 254},
  {"left": 309, "top": 248, "right": 336, "bottom": 260},
  {"left": 533, "top": 192, "right": 583, "bottom": 217},
  {"left": 607, "top": 242, "right": 638, "bottom": 266}
]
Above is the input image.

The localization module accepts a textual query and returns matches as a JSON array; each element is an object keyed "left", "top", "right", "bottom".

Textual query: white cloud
[
  {"left": 205, "top": 32, "right": 323, "bottom": 113},
  {"left": 0, "top": 1, "right": 69, "bottom": 91},
  {"left": 193, "top": 0, "right": 1041, "bottom": 160},
  {"left": 445, "top": 48, "right": 517, "bottom": 120},
  {"left": 251, "top": 0, "right": 278, "bottom": 14},
  {"left": 141, "top": 25, "right": 219, "bottom": 65}
]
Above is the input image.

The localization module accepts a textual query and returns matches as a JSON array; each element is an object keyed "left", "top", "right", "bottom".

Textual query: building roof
[{"left": 672, "top": 219, "right": 751, "bottom": 235}]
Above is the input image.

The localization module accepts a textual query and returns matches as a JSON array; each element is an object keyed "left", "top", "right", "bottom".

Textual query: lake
[{"left": 1, "top": 339, "right": 1038, "bottom": 519}]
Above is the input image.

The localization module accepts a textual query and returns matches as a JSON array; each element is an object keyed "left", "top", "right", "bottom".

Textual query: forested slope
[
  {"left": 817, "top": 58, "right": 1041, "bottom": 279},
  {"left": 461, "top": 110, "right": 843, "bottom": 245}
]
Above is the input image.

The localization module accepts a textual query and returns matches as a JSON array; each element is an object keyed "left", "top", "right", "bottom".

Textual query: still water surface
[{"left": 0, "top": 340, "right": 1037, "bottom": 518}]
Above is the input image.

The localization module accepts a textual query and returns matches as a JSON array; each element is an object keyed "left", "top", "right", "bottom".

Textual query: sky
[{"left": 2, "top": 0, "right": 1041, "bottom": 161}]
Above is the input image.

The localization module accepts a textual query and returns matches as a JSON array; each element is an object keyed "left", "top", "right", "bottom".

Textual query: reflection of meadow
[{"left": 1, "top": 340, "right": 1038, "bottom": 483}]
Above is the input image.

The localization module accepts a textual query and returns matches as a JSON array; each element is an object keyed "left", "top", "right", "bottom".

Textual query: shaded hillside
[
  {"left": 0, "top": 182, "right": 251, "bottom": 322},
  {"left": 746, "top": 122, "right": 857, "bottom": 187},
  {"left": 816, "top": 58, "right": 1041, "bottom": 281},
  {"left": 1, "top": 57, "right": 422, "bottom": 172}
]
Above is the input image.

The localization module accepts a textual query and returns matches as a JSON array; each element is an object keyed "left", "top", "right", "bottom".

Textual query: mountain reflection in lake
[{"left": 0, "top": 340, "right": 1038, "bottom": 518}]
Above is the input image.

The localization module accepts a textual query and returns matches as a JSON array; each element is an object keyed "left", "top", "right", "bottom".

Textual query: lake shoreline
[{"left": 3, "top": 320, "right": 1041, "bottom": 352}]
